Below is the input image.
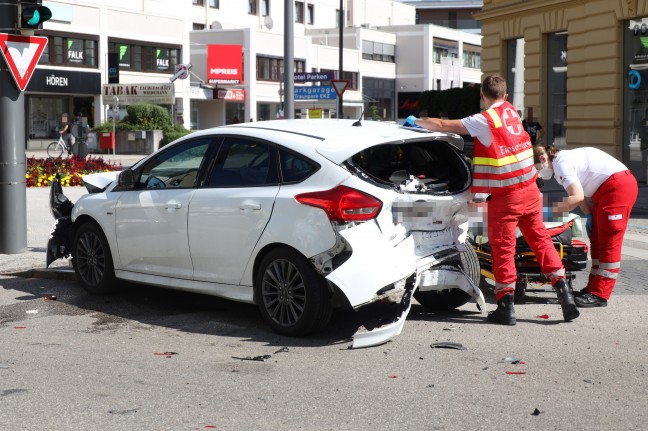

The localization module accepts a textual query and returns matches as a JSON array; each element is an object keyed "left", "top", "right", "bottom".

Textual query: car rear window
[{"left": 278, "top": 147, "right": 318, "bottom": 183}]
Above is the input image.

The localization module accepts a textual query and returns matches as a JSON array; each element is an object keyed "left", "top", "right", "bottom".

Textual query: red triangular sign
[
  {"left": 332, "top": 80, "right": 349, "bottom": 97},
  {"left": 0, "top": 33, "right": 48, "bottom": 92}
]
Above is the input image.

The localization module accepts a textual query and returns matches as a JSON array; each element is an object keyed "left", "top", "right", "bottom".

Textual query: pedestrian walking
[
  {"left": 535, "top": 145, "right": 638, "bottom": 307},
  {"left": 403, "top": 74, "right": 579, "bottom": 324}
]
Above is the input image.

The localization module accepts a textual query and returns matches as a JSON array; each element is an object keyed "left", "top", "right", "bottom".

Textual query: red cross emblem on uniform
[{"left": 502, "top": 107, "right": 523, "bottom": 135}]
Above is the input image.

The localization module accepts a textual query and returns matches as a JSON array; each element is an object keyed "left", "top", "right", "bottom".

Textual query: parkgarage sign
[{"left": 102, "top": 83, "right": 175, "bottom": 106}]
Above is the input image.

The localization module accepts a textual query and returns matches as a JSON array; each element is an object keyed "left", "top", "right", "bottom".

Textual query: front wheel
[
  {"left": 414, "top": 245, "right": 480, "bottom": 311},
  {"left": 47, "top": 141, "right": 63, "bottom": 158},
  {"left": 72, "top": 222, "right": 118, "bottom": 295},
  {"left": 255, "top": 247, "right": 332, "bottom": 336}
]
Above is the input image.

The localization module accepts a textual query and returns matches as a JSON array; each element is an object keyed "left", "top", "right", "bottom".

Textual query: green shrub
[{"left": 121, "top": 104, "right": 172, "bottom": 131}]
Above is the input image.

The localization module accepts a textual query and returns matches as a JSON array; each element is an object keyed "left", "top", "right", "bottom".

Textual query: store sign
[
  {"left": 216, "top": 88, "right": 245, "bottom": 101},
  {"left": 294, "top": 71, "right": 334, "bottom": 82},
  {"left": 207, "top": 44, "right": 242, "bottom": 84},
  {"left": 294, "top": 85, "right": 336, "bottom": 100},
  {"left": 156, "top": 48, "right": 169, "bottom": 71},
  {"left": 118, "top": 44, "right": 131, "bottom": 68},
  {"left": 102, "top": 83, "right": 175, "bottom": 105},
  {"left": 27, "top": 68, "right": 101, "bottom": 94},
  {"left": 67, "top": 39, "right": 84, "bottom": 64}
]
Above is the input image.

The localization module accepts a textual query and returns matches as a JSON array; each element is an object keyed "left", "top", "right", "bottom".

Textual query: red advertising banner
[{"left": 207, "top": 44, "right": 242, "bottom": 85}]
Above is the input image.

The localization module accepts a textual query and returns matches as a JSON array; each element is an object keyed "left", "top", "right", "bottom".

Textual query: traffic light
[{"left": 20, "top": 1, "right": 52, "bottom": 31}]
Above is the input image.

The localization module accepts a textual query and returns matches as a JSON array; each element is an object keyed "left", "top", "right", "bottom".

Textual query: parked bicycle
[{"left": 47, "top": 134, "right": 88, "bottom": 159}]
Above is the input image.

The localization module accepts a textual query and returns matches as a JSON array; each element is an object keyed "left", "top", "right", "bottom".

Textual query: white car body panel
[
  {"left": 115, "top": 189, "right": 195, "bottom": 279},
  {"left": 81, "top": 171, "right": 119, "bottom": 189},
  {"left": 188, "top": 185, "right": 279, "bottom": 284},
  {"left": 325, "top": 221, "right": 417, "bottom": 307}
]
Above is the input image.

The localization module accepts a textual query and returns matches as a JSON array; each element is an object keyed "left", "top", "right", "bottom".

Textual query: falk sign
[{"left": 102, "top": 83, "right": 175, "bottom": 106}]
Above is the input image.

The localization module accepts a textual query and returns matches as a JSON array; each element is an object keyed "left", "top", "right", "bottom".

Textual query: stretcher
[{"left": 470, "top": 214, "right": 589, "bottom": 303}]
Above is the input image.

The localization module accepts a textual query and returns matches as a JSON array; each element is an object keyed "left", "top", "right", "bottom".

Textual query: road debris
[
  {"left": 153, "top": 352, "right": 178, "bottom": 358},
  {"left": 43, "top": 295, "right": 57, "bottom": 301},
  {"left": 232, "top": 354, "right": 272, "bottom": 362},
  {"left": 273, "top": 347, "right": 289, "bottom": 354},
  {"left": 505, "top": 371, "right": 527, "bottom": 375},
  {"left": 536, "top": 314, "right": 550, "bottom": 319},
  {"left": 431, "top": 342, "right": 466, "bottom": 350},
  {"left": 531, "top": 408, "right": 542, "bottom": 416},
  {"left": 499, "top": 357, "right": 525, "bottom": 364}
]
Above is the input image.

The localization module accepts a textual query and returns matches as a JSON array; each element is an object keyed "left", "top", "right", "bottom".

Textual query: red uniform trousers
[
  {"left": 488, "top": 183, "right": 566, "bottom": 300},
  {"left": 588, "top": 170, "right": 638, "bottom": 300}
]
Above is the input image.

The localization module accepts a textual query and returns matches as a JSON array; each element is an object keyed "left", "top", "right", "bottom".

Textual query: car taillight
[{"left": 295, "top": 185, "right": 382, "bottom": 222}]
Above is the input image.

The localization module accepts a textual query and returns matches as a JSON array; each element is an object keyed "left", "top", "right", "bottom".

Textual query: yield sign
[
  {"left": 0, "top": 33, "right": 48, "bottom": 92},
  {"left": 331, "top": 79, "right": 349, "bottom": 97}
]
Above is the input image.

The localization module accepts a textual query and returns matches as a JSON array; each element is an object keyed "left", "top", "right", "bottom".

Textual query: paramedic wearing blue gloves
[
  {"left": 404, "top": 74, "right": 579, "bottom": 325},
  {"left": 535, "top": 145, "right": 638, "bottom": 307}
]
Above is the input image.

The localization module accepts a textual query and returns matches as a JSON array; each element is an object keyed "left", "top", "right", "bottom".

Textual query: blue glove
[
  {"left": 585, "top": 214, "right": 593, "bottom": 237},
  {"left": 542, "top": 207, "right": 552, "bottom": 221},
  {"left": 403, "top": 115, "right": 422, "bottom": 128}
]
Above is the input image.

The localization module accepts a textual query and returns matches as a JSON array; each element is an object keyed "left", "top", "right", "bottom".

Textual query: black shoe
[
  {"left": 573, "top": 287, "right": 589, "bottom": 297},
  {"left": 575, "top": 292, "right": 608, "bottom": 308},
  {"left": 553, "top": 279, "right": 580, "bottom": 321},
  {"left": 487, "top": 294, "right": 516, "bottom": 325}
]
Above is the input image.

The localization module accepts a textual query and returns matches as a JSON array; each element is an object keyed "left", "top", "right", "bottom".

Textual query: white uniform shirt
[
  {"left": 552, "top": 147, "right": 628, "bottom": 197},
  {"left": 461, "top": 101, "right": 507, "bottom": 147}
]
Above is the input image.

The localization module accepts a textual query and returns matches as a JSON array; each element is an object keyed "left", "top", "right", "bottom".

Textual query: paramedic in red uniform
[
  {"left": 535, "top": 145, "right": 638, "bottom": 307},
  {"left": 403, "top": 74, "right": 579, "bottom": 324}
]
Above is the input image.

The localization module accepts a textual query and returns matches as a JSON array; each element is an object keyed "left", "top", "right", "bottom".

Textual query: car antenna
[{"left": 352, "top": 109, "right": 364, "bottom": 127}]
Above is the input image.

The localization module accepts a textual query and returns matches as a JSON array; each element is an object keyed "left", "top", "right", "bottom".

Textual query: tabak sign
[
  {"left": 207, "top": 44, "right": 242, "bottom": 85},
  {"left": 102, "top": 83, "right": 175, "bottom": 106}
]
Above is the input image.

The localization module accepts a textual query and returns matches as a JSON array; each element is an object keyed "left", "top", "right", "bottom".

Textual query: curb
[{"left": 3, "top": 268, "right": 77, "bottom": 281}]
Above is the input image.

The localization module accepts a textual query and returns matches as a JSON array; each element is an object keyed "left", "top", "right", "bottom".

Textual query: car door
[
  {"left": 189, "top": 136, "right": 280, "bottom": 285},
  {"left": 115, "top": 138, "right": 213, "bottom": 279}
]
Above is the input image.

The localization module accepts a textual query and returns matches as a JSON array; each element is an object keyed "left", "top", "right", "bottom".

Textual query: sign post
[{"left": 0, "top": 0, "right": 49, "bottom": 253}]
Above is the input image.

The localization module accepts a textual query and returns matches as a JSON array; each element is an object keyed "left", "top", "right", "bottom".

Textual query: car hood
[{"left": 82, "top": 171, "right": 120, "bottom": 193}]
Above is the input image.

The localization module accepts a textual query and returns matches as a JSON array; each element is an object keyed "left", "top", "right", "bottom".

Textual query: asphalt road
[{"left": 1, "top": 274, "right": 647, "bottom": 430}]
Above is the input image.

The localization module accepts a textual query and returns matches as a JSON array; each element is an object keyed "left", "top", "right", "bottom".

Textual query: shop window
[
  {"left": 623, "top": 18, "right": 648, "bottom": 182},
  {"left": 547, "top": 32, "right": 567, "bottom": 148},
  {"left": 256, "top": 56, "right": 305, "bottom": 82},
  {"left": 307, "top": 4, "right": 314, "bottom": 25},
  {"left": 109, "top": 41, "right": 180, "bottom": 74},
  {"left": 295, "top": 1, "right": 304, "bottom": 23},
  {"left": 248, "top": 0, "right": 257, "bottom": 15},
  {"left": 39, "top": 35, "right": 98, "bottom": 68}
]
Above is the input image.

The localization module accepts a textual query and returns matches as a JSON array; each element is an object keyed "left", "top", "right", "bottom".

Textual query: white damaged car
[{"left": 47, "top": 119, "right": 484, "bottom": 348}]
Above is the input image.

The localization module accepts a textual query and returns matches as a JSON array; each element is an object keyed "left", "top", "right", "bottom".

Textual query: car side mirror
[{"left": 118, "top": 169, "right": 134, "bottom": 188}]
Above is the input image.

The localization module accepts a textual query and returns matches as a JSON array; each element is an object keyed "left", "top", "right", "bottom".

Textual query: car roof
[{"left": 188, "top": 119, "right": 465, "bottom": 164}]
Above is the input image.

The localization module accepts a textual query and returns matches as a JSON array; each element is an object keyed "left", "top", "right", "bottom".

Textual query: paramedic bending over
[
  {"left": 535, "top": 145, "right": 638, "bottom": 308},
  {"left": 403, "top": 74, "right": 579, "bottom": 325}
]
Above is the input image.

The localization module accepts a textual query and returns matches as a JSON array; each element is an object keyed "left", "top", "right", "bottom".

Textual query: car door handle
[
  {"left": 241, "top": 202, "right": 261, "bottom": 210},
  {"left": 165, "top": 202, "right": 182, "bottom": 209}
]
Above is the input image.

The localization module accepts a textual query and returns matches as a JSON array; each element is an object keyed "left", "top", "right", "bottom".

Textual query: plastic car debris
[
  {"left": 43, "top": 295, "right": 57, "bottom": 301},
  {"left": 532, "top": 408, "right": 542, "bottom": 416},
  {"left": 153, "top": 352, "right": 178, "bottom": 357},
  {"left": 232, "top": 355, "right": 272, "bottom": 361},
  {"left": 505, "top": 371, "right": 527, "bottom": 375},
  {"left": 273, "top": 347, "right": 289, "bottom": 354},
  {"left": 430, "top": 342, "right": 466, "bottom": 350},
  {"left": 536, "top": 314, "right": 550, "bottom": 319},
  {"left": 499, "top": 357, "right": 523, "bottom": 364}
]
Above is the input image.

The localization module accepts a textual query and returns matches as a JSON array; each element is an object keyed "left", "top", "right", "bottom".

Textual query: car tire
[
  {"left": 256, "top": 247, "right": 333, "bottom": 336},
  {"left": 414, "top": 245, "right": 480, "bottom": 311},
  {"left": 72, "top": 222, "right": 118, "bottom": 295}
]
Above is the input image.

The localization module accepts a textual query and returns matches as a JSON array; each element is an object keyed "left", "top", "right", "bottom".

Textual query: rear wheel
[
  {"left": 256, "top": 247, "right": 332, "bottom": 336},
  {"left": 414, "top": 245, "right": 480, "bottom": 311},
  {"left": 72, "top": 222, "right": 118, "bottom": 295},
  {"left": 47, "top": 141, "right": 63, "bottom": 158}
]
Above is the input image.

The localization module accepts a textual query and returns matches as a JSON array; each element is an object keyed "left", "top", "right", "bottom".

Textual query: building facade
[
  {"left": 26, "top": 0, "right": 482, "bottom": 150},
  {"left": 475, "top": 0, "right": 648, "bottom": 182}
]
